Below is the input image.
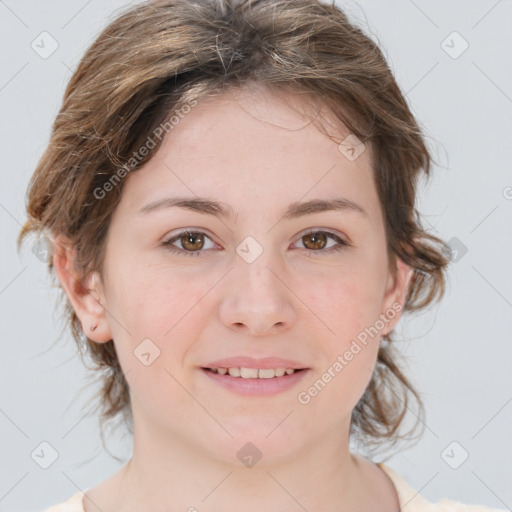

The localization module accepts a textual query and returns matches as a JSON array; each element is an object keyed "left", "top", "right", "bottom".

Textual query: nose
[{"left": 218, "top": 248, "right": 296, "bottom": 336}]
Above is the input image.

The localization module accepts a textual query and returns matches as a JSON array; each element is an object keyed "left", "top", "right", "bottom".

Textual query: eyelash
[{"left": 161, "top": 229, "right": 351, "bottom": 258}]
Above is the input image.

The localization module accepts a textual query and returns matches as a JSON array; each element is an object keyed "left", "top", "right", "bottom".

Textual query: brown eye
[
  {"left": 162, "top": 230, "right": 216, "bottom": 256},
  {"left": 294, "top": 230, "right": 350, "bottom": 256},
  {"left": 179, "top": 231, "right": 205, "bottom": 251},
  {"left": 302, "top": 232, "right": 328, "bottom": 250}
]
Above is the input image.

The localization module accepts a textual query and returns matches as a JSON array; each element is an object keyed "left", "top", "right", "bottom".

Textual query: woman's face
[{"left": 73, "top": 85, "right": 412, "bottom": 464}]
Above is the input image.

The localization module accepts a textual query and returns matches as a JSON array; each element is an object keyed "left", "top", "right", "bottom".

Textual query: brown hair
[{"left": 18, "top": 0, "right": 451, "bottom": 457}]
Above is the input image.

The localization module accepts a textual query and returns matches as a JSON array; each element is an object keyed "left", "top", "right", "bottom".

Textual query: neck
[
  {"left": 83, "top": 396, "right": 399, "bottom": 512},
  {"left": 109, "top": 427, "right": 384, "bottom": 512}
]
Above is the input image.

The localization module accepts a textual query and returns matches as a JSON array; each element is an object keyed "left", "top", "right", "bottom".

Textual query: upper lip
[{"left": 201, "top": 357, "right": 308, "bottom": 370}]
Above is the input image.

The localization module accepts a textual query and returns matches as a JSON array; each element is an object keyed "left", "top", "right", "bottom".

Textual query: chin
[{"left": 204, "top": 416, "right": 306, "bottom": 464}]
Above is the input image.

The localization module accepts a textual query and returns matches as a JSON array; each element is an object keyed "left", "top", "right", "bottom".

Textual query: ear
[
  {"left": 52, "top": 235, "right": 112, "bottom": 343},
  {"left": 380, "top": 255, "right": 414, "bottom": 337}
]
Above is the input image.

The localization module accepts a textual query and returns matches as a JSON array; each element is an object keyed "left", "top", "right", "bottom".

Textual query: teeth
[
  {"left": 209, "top": 367, "right": 298, "bottom": 378},
  {"left": 240, "top": 367, "right": 258, "bottom": 378},
  {"left": 258, "top": 368, "right": 276, "bottom": 379}
]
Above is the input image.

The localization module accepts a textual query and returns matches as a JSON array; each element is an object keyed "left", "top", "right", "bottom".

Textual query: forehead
[
  {"left": 120, "top": 84, "right": 378, "bottom": 219},
  {"left": 160, "top": 83, "right": 367, "bottom": 161}
]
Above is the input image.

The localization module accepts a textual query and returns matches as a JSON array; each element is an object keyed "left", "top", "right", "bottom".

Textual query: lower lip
[{"left": 201, "top": 368, "right": 309, "bottom": 396}]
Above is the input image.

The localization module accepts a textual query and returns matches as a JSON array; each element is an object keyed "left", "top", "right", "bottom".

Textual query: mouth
[
  {"left": 200, "top": 366, "right": 309, "bottom": 396},
  {"left": 202, "top": 367, "right": 306, "bottom": 378}
]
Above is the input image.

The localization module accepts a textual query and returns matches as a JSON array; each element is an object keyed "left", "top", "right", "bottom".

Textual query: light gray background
[{"left": 1, "top": 1, "right": 511, "bottom": 511}]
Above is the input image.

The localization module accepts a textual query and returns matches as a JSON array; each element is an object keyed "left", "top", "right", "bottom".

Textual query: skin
[{"left": 54, "top": 83, "right": 412, "bottom": 512}]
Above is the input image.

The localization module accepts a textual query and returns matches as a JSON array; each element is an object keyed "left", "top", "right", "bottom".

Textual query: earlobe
[{"left": 52, "top": 235, "right": 112, "bottom": 343}]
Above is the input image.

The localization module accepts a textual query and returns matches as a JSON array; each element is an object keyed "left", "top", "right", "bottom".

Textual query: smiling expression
[{"left": 81, "top": 83, "right": 411, "bottom": 464}]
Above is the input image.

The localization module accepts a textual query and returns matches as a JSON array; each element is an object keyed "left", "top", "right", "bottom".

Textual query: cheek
[
  {"left": 110, "top": 258, "right": 210, "bottom": 337},
  {"left": 299, "top": 265, "right": 385, "bottom": 345},
  {"left": 104, "top": 261, "right": 214, "bottom": 391},
  {"left": 107, "top": 269, "right": 212, "bottom": 415},
  {"left": 297, "top": 273, "right": 382, "bottom": 413}
]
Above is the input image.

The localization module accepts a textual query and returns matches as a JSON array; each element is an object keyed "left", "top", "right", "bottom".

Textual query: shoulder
[
  {"left": 432, "top": 497, "right": 509, "bottom": 512},
  {"left": 377, "top": 463, "right": 507, "bottom": 512},
  {"left": 42, "top": 491, "right": 85, "bottom": 512}
]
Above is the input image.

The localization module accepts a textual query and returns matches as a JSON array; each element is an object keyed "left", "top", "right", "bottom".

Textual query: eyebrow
[{"left": 137, "top": 196, "right": 369, "bottom": 220}]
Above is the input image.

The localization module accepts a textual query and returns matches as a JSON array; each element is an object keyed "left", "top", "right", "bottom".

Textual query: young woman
[{"left": 18, "top": 0, "right": 506, "bottom": 510}]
